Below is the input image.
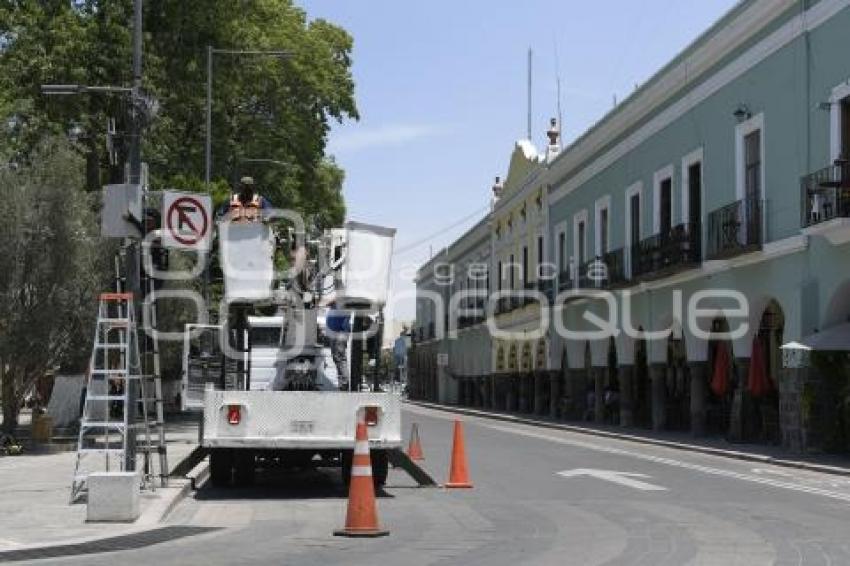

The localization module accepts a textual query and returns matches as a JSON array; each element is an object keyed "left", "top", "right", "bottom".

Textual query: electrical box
[{"left": 101, "top": 183, "right": 142, "bottom": 238}]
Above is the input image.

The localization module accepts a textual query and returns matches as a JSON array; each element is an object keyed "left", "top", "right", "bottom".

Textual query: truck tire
[
  {"left": 341, "top": 450, "right": 352, "bottom": 486},
  {"left": 234, "top": 451, "right": 256, "bottom": 487},
  {"left": 371, "top": 450, "right": 389, "bottom": 488},
  {"left": 209, "top": 449, "right": 233, "bottom": 488}
]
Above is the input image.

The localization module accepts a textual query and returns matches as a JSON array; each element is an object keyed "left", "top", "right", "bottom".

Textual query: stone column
[
  {"left": 594, "top": 367, "right": 605, "bottom": 424},
  {"left": 688, "top": 362, "right": 708, "bottom": 437},
  {"left": 518, "top": 375, "right": 528, "bottom": 413},
  {"left": 533, "top": 372, "right": 545, "bottom": 415},
  {"left": 650, "top": 363, "right": 667, "bottom": 431},
  {"left": 619, "top": 365, "right": 634, "bottom": 427},
  {"left": 549, "top": 372, "right": 561, "bottom": 419},
  {"left": 568, "top": 368, "right": 588, "bottom": 420},
  {"left": 729, "top": 358, "right": 750, "bottom": 442},
  {"left": 506, "top": 376, "right": 517, "bottom": 412}
]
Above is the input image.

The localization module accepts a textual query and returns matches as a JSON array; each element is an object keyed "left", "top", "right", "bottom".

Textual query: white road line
[
  {"left": 557, "top": 468, "right": 668, "bottom": 491},
  {"left": 483, "top": 423, "right": 850, "bottom": 503}
]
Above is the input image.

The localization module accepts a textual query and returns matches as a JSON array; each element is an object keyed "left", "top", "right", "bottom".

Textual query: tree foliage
[
  {"left": 0, "top": 138, "right": 113, "bottom": 433},
  {"left": 0, "top": 0, "right": 356, "bottom": 227}
]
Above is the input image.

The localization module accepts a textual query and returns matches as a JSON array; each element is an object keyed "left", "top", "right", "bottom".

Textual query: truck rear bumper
[
  {"left": 203, "top": 437, "right": 401, "bottom": 450},
  {"left": 202, "top": 390, "right": 402, "bottom": 449}
]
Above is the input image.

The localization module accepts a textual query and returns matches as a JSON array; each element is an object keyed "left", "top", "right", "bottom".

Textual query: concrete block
[{"left": 86, "top": 471, "right": 141, "bottom": 522}]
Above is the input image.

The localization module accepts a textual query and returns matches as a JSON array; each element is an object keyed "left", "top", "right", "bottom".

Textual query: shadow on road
[{"left": 195, "top": 466, "right": 395, "bottom": 501}]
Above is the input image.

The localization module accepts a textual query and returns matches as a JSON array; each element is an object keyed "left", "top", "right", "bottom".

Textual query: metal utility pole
[
  {"left": 125, "top": 0, "right": 144, "bottom": 472},
  {"left": 129, "top": 0, "right": 143, "bottom": 185},
  {"left": 205, "top": 45, "right": 213, "bottom": 186}
]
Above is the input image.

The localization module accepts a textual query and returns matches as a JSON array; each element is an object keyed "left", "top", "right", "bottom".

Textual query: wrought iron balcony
[
  {"left": 706, "top": 198, "right": 762, "bottom": 260},
  {"left": 801, "top": 160, "right": 850, "bottom": 227},
  {"left": 601, "top": 248, "right": 629, "bottom": 288},
  {"left": 631, "top": 222, "right": 701, "bottom": 280},
  {"left": 536, "top": 278, "right": 556, "bottom": 304}
]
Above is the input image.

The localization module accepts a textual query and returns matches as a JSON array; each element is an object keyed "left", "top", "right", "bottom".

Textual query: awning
[{"left": 792, "top": 322, "right": 850, "bottom": 351}]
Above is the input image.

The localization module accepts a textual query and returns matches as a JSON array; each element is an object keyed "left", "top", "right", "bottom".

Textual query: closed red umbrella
[
  {"left": 748, "top": 337, "right": 773, "bottom": 397},
  {"left": 710, "top": 341, "right": 730, "bottom": 397}
]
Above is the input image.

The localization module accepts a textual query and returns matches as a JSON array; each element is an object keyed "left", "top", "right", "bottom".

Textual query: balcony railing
[
  {"left": 631, "top": 222, "right": 701, "bottom": 280},
  {"left": 801, "top": 160, "right": 850, "bottom": 227},
  {"left": 601, "top": 248, "right": 629, "bottom": 288},
  {"left": 706, "top": 198, "right": 762, "bottom": 260},
  {"left": 536, "top": 278, "right": 556, "bottom": 304}
]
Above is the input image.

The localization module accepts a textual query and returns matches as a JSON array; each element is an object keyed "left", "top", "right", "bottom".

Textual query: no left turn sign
[{"left": 163, "top": 191, "right": 212, "bottom": 250}]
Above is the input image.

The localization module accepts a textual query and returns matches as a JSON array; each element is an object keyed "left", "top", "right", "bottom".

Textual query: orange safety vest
[{"left": 229, "top": 193, "right": 261, "bottom": 222}]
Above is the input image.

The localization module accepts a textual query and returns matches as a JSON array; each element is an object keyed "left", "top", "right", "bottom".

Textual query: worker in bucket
[{"left": 220, "top": 176, "right": 271, "bottom": 222}]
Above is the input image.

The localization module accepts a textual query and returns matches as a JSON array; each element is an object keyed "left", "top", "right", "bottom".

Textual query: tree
[
  {"left": 0, "top": 0, "right": 356, "bottom": 227},
  {"left": 0, "top": 138, "right": 113, "bottom": 434}
]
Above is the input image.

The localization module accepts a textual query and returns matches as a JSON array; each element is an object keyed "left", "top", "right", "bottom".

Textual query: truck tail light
[
  {"left": 227, "top": 405, "right": 241, "bottom": 425},
  {"left": 364, "top": 406, "right": 379, "bottom": 426}
]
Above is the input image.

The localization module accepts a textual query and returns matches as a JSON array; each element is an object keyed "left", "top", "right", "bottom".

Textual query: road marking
[
  {"left": 751, "top": 467, "right": 794, "bottom": 477},
  {"left": 404, "top": 406, "right": 850, "bottom": 504},
  {"left": 557, "top": 468, "right": 667, "bottom": 491},
  {"left": 484, "top": 423, "right": 850, "bottom": 503}
]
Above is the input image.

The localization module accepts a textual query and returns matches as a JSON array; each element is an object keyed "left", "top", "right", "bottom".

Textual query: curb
[
  {"left": 406, "top": 401, "right": 850, "bottom": 478},
  {"left": 150, "top": 451, "right": 210, "bottom": 524}
]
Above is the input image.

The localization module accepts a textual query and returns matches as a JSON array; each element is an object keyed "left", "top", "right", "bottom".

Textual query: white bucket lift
[
  {"left": 218, "top": 222, "right": 276, "bottom": 304},
  {"left": 335, "top": 221, "right": 396, "bottom": 308}
]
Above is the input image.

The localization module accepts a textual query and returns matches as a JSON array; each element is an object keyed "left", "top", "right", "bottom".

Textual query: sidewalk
[
  {"left": 407, "top": 400, "right": 850, "bottom": 477},
  {"left": 0, "top": 415, "right": 203, "bottom": 551}
]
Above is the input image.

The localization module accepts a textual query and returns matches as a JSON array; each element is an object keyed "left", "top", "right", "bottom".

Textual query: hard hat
[{"left": 240, "top": 176, "right": 255, "bottom": 186}]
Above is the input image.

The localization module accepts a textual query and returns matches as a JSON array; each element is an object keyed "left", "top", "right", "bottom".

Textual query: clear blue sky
[{"left": 299, "top": 0, "right": 739, "bottom": 322}]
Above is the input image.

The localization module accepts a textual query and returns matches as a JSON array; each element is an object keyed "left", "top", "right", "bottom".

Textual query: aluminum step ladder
[
  {"left": 70, "top": 292, "right": 164, "bottom": 502},
  {"left": 145, "top": 273, "right": 168, "bottom": 486}
]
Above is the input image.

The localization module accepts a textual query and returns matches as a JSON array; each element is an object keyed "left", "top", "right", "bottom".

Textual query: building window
[
  {"left": 595, "top": 196, "right": 611, "bottom": 257},
  {"left": 829, "top": 82, "right": 850, "bottom": 162},
  {"left": 577, "top": 221, "right": 586, "bottom": 266},
  {"left": 558, "top": 232, "right": 565, "bottom": 274},
  {"left": 744, "top": 130, "right": 761, "bottom": 203},
  {"left": 735, "top": 113, "right": 764, "bottom": 203},
  {"left": 653, "top": 166, "right": 674, "bottom": 234},
  {"left": 497, "top": 261, "right": 503, "bottom": 292},
  {"left": 536, "top": 235, "right": 544, "bottom": 279},
  {"left": 522, "top": 246, "right": 528, "bottom": 285},
  {"left": 682, "top": 148, "right": 703, "bottom": 232},
  {"left": 659, "top": 178, "right": 672, "bottom": 233},
  {"left": 573, "top": 210, "right": 588, "bottom": 271},
  {"left": 625, "top": 182, "right": 642, "bottom": 279},
  {"left": 630, "top": 194, "right": 640, "bottom": 244},
  {"left": 509, "top": 255, "right": 515, "bottom": 289}
]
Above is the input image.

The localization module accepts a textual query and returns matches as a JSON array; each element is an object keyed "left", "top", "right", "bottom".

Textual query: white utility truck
[{"left": 186, "top": 218, "right": 400, "bottom": 487}]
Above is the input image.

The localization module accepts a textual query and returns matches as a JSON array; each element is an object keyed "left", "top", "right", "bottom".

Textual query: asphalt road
[{"left": 42, "top": 403, "right": 850, "bottom": 565}]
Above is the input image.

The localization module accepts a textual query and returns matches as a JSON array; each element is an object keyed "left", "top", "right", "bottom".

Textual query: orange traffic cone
[
  {"left": 445, "top": 419, "right": 473, "bottom": 489},
  {"left": 407, "top": 422, "right": 424, "bottom": 461},
  {"left": 334, "top": 418, "right": 389, "bottom": 537}
]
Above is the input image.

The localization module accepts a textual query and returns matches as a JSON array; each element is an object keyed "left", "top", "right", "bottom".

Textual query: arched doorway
[
  {"left": 604, "top": 337, "right": 620, "bottom": 424},
  {"left": 633, "top": 330, "right": 651, "bottom": 428},
  {"left": 583, "top": 342, "right": 593, "bottom": 421},
  {"left": 665, "top": 334, "right": 690, "bottom": 431},
  {"left": 748, "top": 300, "right": 784, "bottom": 444},
  {"left": 558, "top": 347, "right": 568, "bottom": 418},
  {"left": 707, "top": 317, "right": 733, "bottom": 436}
]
